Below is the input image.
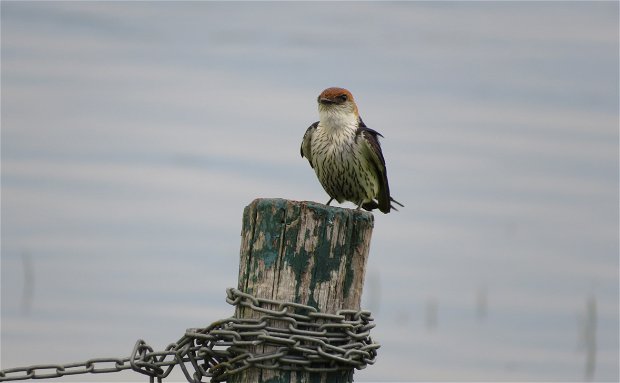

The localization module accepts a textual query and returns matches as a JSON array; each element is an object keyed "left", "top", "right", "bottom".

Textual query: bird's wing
[
  {"left": 356, "top": 117, "right": 391, "bottom": 213},
  {"left": 301, "top": 121, "right": 319, "bottom": 168}
]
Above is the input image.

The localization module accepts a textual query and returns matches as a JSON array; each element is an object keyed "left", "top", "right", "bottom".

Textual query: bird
[{"left": 300, "top": 87, "right": 403, "bottom": 213}]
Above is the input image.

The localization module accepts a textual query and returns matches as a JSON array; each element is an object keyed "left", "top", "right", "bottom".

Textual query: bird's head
[{"left": 317, "top": 87, "right": 359, "bottom": 119}]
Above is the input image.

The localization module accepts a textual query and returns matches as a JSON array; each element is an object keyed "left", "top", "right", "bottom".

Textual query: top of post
[{"left": 244, "top": 198, "right": 374, "bottom": 227}]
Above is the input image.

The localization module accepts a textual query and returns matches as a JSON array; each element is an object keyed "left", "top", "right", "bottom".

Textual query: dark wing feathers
[
  {"left": 355, "top": 119, "right": 391, "bottom": 213},
  {"left": 300, "top": 121, "right": 319, "bottom": 168},
  {"left": 356, "top": 116, "right": 403, "bottom": 213},
  {"left": 357, "top": 117, "right": 383, "bottom": 138}
]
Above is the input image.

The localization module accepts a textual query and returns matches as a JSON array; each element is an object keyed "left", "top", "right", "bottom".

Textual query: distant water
[{"left": 2, "top": 2, "right": 618, "bottom": 381}]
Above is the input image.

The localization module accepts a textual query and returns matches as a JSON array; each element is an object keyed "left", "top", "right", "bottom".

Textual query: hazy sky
[{"left": 1, "top": 1, "right": 618, "bottom": 382}]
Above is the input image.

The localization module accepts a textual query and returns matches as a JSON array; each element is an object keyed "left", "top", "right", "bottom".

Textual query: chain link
[{"left": 0, "top": 288, "right": 379, "bottom": 382}]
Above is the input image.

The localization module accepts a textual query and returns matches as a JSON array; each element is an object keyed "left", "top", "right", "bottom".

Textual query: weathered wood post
[{"left": 231, "top": 198, "right": 374, "bottom": 383}]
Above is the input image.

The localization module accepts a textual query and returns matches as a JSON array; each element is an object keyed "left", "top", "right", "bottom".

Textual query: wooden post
[{"left": 231, "top": 198, "right": 374, "bottom": 383}]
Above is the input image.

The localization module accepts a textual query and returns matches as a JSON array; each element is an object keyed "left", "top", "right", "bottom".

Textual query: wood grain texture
[{"left": 231, "top": 198, "right": 374, "bottom": 383}]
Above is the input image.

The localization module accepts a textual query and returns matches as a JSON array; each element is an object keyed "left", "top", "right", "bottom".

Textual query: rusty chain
[{"left": 0, "top": 288, "right": 379, "bottom": 382}]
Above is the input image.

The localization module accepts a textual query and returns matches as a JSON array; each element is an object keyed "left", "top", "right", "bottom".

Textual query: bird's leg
[
  {"left": 356, "top": 203, "right": 363, "bottom": 211},
  {"left": 326, "top": 198, "right": 334, "bottom": 206}
]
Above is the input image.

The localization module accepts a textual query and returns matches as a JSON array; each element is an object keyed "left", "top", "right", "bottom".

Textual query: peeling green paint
[{"left": 250, "top": 199, "right": 288, "bottom": 271}]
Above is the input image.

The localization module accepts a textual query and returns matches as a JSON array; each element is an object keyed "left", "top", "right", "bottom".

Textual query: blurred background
[{"left": 1, "top": 2, "right": 618, "bottom": 382}]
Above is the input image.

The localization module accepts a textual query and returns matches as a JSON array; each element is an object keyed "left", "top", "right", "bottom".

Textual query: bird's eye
[{"left": 338, "top": 94, "right": 348, "bottom": 102}]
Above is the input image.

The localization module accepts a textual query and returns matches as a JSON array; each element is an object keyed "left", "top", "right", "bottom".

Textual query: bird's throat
[{"left": 319, "top": 109, "right": 358, "bottom": 136}]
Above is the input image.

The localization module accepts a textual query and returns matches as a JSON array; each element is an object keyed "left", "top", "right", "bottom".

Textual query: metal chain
[{"left": 0, "top": 288, "right": 379, "bottom": 382}]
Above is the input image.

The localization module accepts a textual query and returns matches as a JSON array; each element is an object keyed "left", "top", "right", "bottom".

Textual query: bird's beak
[{"left": 319, "top": 97, "right": 336, "bottom": 105}]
